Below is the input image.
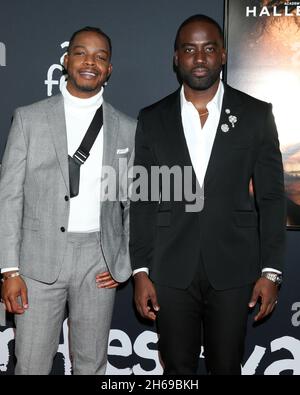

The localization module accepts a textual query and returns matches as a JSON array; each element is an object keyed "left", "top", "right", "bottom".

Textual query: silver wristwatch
[{"left": 262, "top": 272, "right": 282, "bottom": 286}]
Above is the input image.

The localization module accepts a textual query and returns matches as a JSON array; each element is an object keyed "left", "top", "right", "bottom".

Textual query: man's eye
[
  {"left": 185, "top": 48, "right": 194, "bottom": 53},
  {"left": 206, "top": 47, "right": 215, "bottom": 53},
  {"left": 96, "top": 55, "right": 107, "bottom": 61},
  {"left": 74, "top": 51, "right": 85, "bottom": 56}
]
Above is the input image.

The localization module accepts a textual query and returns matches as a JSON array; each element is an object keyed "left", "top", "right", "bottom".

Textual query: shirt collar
[{"left": 180, "top": 80, "right": 224, "bottom": 114}]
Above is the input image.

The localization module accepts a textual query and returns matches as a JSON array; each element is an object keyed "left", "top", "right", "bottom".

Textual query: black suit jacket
[{"left": 129, "top": 83, "right": 286, "bottom": 290}]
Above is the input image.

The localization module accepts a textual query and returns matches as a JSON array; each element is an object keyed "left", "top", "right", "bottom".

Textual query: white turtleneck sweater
[{"left": 61, "top": 83, "right": 104, "bottom": 232}]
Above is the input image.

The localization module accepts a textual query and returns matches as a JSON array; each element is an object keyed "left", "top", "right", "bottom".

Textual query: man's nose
[
  {"left": 194, "top": 49, "right": 206, "bottom": 65},
  {"left": 84, "top": 55, "right": 96, "bottom": 65}
]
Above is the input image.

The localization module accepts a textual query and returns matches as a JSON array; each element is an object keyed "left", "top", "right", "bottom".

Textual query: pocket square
[{"left": 117, "top": 148, "right": 129, "bottom": 154}]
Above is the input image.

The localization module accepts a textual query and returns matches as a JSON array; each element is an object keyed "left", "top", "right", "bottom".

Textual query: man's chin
[
  {"left": 187, "top": 77, "right": 218, "bottom": 91},
  {"left": 179, "top": 70, "right": 221, "bottom": 91},
  {"left": 76, "top": 84, "right": 100, "bottom": 93}
]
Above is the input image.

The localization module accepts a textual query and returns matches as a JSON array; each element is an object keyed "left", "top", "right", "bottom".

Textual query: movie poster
[{"left": 225, "top": 0, "right": 300, "bottom": 228}]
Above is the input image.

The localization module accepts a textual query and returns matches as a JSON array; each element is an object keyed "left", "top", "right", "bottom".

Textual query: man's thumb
[
  {"left": 249, "top": 289, "right": 259, "bottom": 308},
  {"left": 21, "top": 288, "right": 29, "bottom": 309},
  {"left": 150, "top": 292, "right": 160, "bottom": 311}
]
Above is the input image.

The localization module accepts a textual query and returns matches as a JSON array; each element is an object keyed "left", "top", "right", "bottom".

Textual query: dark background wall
[
  {"left": 0, "top": 0, "right": 299, "bottom": 375},
  {"left": 0, "top": 0, "right": 224, "bottom": 157}
]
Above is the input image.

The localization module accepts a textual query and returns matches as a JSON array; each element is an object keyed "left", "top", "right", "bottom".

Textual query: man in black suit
[{"left": 129, "top": 15, "right": 286, "bottom": 375}]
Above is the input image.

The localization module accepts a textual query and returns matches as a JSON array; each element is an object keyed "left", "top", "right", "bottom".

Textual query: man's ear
[
  {"left": 104, "top": 63, "right": 113, "bottom": 85},
  {"left": 108, "top": 63, "right": 113, "bottom": 78},
  {"left": 63, "top": 54, "right": 69, "bottom": 71},
  {"left": 174, "top": 51, "right": 179, "bottom": 67},
  {"left": 222, "top": 49, "right": 227, "bottom": 66}
]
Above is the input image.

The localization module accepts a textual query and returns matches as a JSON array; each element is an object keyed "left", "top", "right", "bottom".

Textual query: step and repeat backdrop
[{"left": 0, "top": 0, "right": 299, "bottom": 375}]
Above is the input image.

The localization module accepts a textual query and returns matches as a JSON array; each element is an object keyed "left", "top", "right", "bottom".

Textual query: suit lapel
[
  {"left": 204, "top": 83, "right": 245, "bottom": 187},
  {"left": 100, "top": 102, "right": 119, "bottom": 217},
  {"left": 102, "top": 101, "right": 119, "bottom": 168},
  {"left": 47, "top": 94, "right": 69, "bottom": 191},
  {"left": 161, "top": 90, "right": 194, "bottom": 169}
]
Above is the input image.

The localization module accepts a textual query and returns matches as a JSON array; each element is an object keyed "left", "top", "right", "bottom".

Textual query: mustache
[
  {"left": 79, "top": 69, "right": 99, "bottom": 75},
  {"left": 192, "top": 66, "right": 209, "bottom": 72}
]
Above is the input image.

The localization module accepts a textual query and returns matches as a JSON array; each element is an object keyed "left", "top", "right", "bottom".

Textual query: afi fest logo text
[
  {"left": 45, "top": 41, "right": 69, "bottom": 96},
  {"left": 0, "top": 42, "right": 6, "bottom": 66}
]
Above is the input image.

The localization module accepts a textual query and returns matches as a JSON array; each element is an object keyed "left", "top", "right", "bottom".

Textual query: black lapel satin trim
[
  {"left": 204, "top": 83, "right": 245, "bottom": 187},
  {"left": 160, "top": 89, "right": 195, "bottom": 169}
]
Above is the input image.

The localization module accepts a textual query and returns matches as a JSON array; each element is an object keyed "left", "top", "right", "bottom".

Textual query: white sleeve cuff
[
  {"left": 262, "top": 268, "right": 282, "bottom": 275},
  {"left": 132, "top": 268, "right": 149, "bottom": 276},
  {"left": 1, "top": 267, "right": 19, "bottom": 274}
]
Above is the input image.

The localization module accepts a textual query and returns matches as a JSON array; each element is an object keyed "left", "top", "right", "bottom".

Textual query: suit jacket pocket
[
  {"left": 21, "top": 216, "right": 40, "bottom": 231},
  {"left": 156, "top": 211, "right": 171, "bottom": 227},
  {"left": 234, "top": 211, "right": 257, "bottom": 228}
]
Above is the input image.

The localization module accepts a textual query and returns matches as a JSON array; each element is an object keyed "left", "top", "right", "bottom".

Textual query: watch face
[{"left": 264, "top": 272, "right": 282, "bottom": 285}]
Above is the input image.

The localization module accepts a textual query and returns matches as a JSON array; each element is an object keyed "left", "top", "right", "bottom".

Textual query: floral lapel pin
[
  {"left": 221, "top": 124, "right": 230, "bottom": 133},
  {"left": 221, "top": 108, "right": 238, "bottom": 133}
]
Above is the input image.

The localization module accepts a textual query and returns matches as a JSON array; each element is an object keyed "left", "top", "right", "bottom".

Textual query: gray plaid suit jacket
[{"left": 0, "top": 94, "right": 136, "bottom": 284}]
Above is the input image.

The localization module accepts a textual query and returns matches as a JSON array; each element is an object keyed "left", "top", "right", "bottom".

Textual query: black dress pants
[{"left": 155, "top": 260, "right": 253, "bottom": 375}]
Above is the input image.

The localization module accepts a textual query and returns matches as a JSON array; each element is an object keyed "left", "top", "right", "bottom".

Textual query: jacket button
[
  {"left": 60, "top": 227, "right": 65, "bottom": 232},
  {"left": 64, "top": 196, "right": 69, "bottom": 201}
]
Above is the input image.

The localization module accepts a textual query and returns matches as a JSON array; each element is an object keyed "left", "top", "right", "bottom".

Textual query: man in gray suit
[{"left": 0, "top": 26, "right": 136, "bottom": 375}]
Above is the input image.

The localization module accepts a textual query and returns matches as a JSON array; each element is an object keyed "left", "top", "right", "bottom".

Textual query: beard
[
  {"left": 68, "top": 76, "right": 100, "bottom": 93},
  {"left": 176, "top": 65, "right": 222, "bottom": 91},
  {"left": 66, "top": 70, "right": 103, "bottom": 94}
]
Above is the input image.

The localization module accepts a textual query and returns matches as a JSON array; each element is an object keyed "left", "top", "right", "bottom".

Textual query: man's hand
[
  {"left": 95, "top": 271, "right": 119, "bottom": 289},
  {"left": 133, "top": 272, "right": 160, "bottom": 321},
  {"left": 249, "top": 277, "right": 279, "bottom": 321},
  {"left": 1, "top": 272, "right": 28, "bottom": 314}
]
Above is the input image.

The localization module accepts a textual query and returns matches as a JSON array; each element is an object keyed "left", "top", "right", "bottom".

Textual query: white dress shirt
[{"left": 181, "top": 80, "right": 223, "bottom": 188}]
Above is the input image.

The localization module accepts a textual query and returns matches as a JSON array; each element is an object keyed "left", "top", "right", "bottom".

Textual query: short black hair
[
  {"left": 174, "top": 14, "right": 224, "bottom": 51},
  {"left": 68, "top": 26, "right": 112, "bottom": 59}
]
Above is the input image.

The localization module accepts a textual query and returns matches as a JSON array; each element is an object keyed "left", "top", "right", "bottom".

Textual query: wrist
[
  {"left": 261, "top": 271, "right": 282, "bottom": 286},
  {"left": 133, "top": 271, "right": 149, "bottom": 281},
  {"left": 2, "top": 271, "right": 20, "bottom": 281}
]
